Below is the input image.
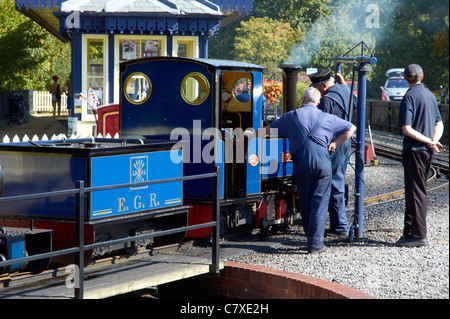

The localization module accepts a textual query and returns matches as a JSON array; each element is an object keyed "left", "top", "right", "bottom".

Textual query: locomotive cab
[
  {"left": 119, "top": 58, "right": 266, "bottom": 201},
  {"left": 220, "top": 71, "right": 254, "bottom": 199},
  {"left": 119, "top": 57, "right": 297, "bottom": 236}
]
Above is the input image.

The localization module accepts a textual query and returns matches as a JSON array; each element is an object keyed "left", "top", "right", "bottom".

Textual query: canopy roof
[
  {"left": 61, "top": 0, "right": 221, "bottom": 15},
  {"left": 15, "top": 0, "right": 252, "bottom": 41}
]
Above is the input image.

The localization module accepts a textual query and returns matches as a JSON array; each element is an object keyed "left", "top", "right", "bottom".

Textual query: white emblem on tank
[{"left": 130, "top": 156, "right": 148, "bottom": 189}]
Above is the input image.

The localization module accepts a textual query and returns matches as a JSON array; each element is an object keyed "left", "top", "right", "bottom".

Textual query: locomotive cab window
[
  {"left": 124, "top": 73, "right": 152, "bottom": 105},
  {"left": 221, "top": 72, "right": 253, "bottom": 131},
  {"left": 232, "top": 77, "right": 252, "bottom": 104},
  {"left": 181, "top": 72, "right": 210, "bottom": 105}
]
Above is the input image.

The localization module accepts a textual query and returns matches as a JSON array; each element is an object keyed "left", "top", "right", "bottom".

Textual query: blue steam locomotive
[
  {"left": 119, "top": 57, "right": 300, "bottom": 236},
  {"left": 0, "top": 57, "right": 301, "bottom": 274}
]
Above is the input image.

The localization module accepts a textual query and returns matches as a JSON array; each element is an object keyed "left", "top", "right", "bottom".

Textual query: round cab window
[
  {"left": 181, "top": 73, "right": 210, "bottom": 105},
  {"left": 232, "top": 77, "right": 252, "bottom": 103},
  {"left": 124, "top": 73, "right": 151, "bottom": 105}
]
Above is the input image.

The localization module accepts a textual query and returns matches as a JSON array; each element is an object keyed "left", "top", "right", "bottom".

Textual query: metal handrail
[{"left": 0, "top": 168, "right": 221, "bottom": 299}]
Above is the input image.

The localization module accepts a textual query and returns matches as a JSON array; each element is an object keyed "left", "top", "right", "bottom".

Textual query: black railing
[{"left": 0, "top": 167, "right": 221, "bottom": 299}]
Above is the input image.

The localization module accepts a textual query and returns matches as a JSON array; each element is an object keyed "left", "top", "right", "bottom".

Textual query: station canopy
[{"left": 15, "top": 0, "right": 253, "bottom": 41}]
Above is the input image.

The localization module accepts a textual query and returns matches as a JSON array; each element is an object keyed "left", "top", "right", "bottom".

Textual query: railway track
[
  {"left": 1, "top": 131, "right": 448, "bottom": 295},
  {"left": 0, "top": 240, "right": 192, "bottom": 294},
  {"left": 347, "top": 140, "right": 449, "bottom": 211}
]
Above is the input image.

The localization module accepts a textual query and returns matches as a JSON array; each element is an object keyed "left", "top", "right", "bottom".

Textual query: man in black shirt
[{"left": 396, "top": 64, "right": 444, "bottom": 247}]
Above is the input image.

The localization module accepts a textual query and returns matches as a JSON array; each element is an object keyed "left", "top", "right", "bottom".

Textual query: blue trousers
[
  {"left": 293, "top": 143, "right": 332, "bottom": 250},
  {"left": 328, "top": 139, "right": 351, "bottom": 234}
]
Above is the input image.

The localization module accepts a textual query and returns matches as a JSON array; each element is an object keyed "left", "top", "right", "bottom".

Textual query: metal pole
[
  {"left": 211, "top": 166, "right": 220, "bottom": 274},
  {"left": 75, "top": 181, "right": 85, "bottom": 299},
  {"left": 336, "top": 48, "right": 376, "bottom": 241},
  {"left": 354, "top": 63, "right": 369, "bottom": 239}
]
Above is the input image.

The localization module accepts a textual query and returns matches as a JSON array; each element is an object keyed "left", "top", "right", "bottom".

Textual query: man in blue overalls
[
  {"left": 308, "top": 69, "right": 354, "bottom": 237},
  {"left": 245, "top": 88, "right": 355, "bottom": 253}
]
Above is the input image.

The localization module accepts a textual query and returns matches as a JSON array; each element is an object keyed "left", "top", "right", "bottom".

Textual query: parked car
[
  {"left": 380, "top": 68, "right": 409, "bottom": 101},
  {"left": 385, "top": 68, "right": 404, "bottom": 78}
]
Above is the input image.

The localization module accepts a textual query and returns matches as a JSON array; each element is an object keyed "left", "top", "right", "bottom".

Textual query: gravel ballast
[{"left": 229, "top": 154, "right": 449, "bottom": 299}]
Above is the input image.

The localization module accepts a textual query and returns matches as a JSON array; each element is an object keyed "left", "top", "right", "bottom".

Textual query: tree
[
  {"left": 0, "top": 0, "right": 71, "bottom": 92},
  {"left": 208, "top": 23, "right": 238, "bottom": 60},
  {"left": 431, "top": 21, "right": 449, "bottom": 88},
  {"left": 212, "top": 0, "right": 379, "bottom": 81},
  {"left": 252, "top": 0, "right": 331, "bottom": 31},
  {"left": 209, "top": 0, "right": 329, "bottom": 64},
  {"left": 286, "top": 0, "right": 378, "bottom": 81},
  {"left": 234, "top": 17, "right": 304, "bottom": 76},
  {"left": 368, "top": 0, "right": 449, "bottom": 96}
]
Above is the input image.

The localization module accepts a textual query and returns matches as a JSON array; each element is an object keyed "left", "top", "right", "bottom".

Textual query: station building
[{"left": 14, "top": 0, "right": 252, "bottom": 134}]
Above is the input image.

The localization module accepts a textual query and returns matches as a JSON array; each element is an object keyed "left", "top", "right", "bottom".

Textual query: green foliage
[
  {"left": 208, "top": 23, "right": 238, "bottom": 60},
  {"left": 431, "top": 25, "right": 449, "bottom": 87},
  {"left": 252, "top": 0, "right": 331, "bottom": 30},
  {"left": 296, "top": 82, "right": 309, "bottom": 107},
  {"left": 0, "top": 0, "right": 71, "bottom": 92},
  {"left": 234, "top": 17, "right": 304, "bottom": 76},
  {"left": 1, "top": 0, "right": 447, "bottom": 96},
  {"left": 210, "top": 0, "right": 448, "bottom": 97},
  {"left": 370, "top": 0, "right": 449, "bottom": 95},
  {"left": 286, "top": 0, "right": 378, "bottom": 83}
]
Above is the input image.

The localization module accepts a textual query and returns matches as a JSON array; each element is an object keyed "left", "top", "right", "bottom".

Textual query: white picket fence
[
  {"left": 32, "top": 91, "right": 68, "bottom": 113},
  {"left": 2, "top": 132, "right": 120, "bottom": 144}
]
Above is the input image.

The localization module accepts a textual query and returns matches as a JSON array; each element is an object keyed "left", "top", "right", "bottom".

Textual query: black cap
[
  {"left": 308, "top": 69, "right": 332, "bottom": 85},
  {"left": 404, "top": 64, "right": 423, "bottom": 78}
]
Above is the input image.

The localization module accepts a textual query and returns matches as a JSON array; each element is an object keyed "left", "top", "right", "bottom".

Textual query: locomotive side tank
[
  {"left": 119, "top": 57, "right": 299, "bottom": 235},
  {"left": 0, "top": 139, "right": 187, "bottom": 265}
]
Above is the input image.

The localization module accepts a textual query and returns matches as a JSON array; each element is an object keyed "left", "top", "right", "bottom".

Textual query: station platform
[{"left": 0, "top": 238, "right": 281, "bottom": 299}]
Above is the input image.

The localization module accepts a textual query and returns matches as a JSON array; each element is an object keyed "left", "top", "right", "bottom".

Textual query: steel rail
[{"left": 347, "top": 146, "right": 449, "bottom": 211}]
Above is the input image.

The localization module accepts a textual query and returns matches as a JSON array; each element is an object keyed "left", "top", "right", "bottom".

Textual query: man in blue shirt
[
  {"left": 245, "top": 88, "right": 355, "bottom": 253},
  {"left": 396, "top": 64, "right": 444, "bottom": 247},
  {"left": 308, "top": 69, "right": 355, "bottom": 238}
]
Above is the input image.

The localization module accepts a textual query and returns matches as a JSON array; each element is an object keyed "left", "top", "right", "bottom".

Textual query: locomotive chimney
[{"left": 279, "top": 64, "right": 302, "bottom": 114}]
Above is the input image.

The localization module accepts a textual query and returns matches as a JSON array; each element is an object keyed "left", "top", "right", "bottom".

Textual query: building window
[
  {"left": 173, "top": 36, "right": 198, "bottom": 58},
  {"left": 114, "top": 36, "right": 166, "bottom": 104},
  {"left": 177, "top": 41, "right": 193, "bottom": 57},
  {"left": 87, "top": 39, "right": 105, "bottom": 112},
  {"left": 118, "top": 36, "right": 166, "bottom": 62}
]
